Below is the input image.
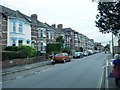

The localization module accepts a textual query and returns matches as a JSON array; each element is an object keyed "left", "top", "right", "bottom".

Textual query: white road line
[
  {"left": 97, "top": 57, "right": 110, "bottom": 89},
  {"left": 97, "top": 67, "right": 104, "bottom": 89},
  {"left": 41, "top": 68, "right": 53, "bottom": 72},
  {"left": 110, "top": 62, "right": 113, "bottom": 66},
  {"left": 16, "top": 76, "right": 23, "bottom": 79},
  {"left": 105, "top": 59, "right": 109, "bottom": 88}
]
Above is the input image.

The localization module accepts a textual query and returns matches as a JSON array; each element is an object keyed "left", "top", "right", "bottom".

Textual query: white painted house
[{"left": 7, "top": 11, "right": 31, "bottom": 47}]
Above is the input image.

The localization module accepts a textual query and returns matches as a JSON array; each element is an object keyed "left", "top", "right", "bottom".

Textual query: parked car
[
  {"left": 53, "top": 53, "right": 71, "bottom": 63},
  {"left": 83, "top": 51, "right": 88, "bottom": 56},
  {"left": 73, "top": 52, "right": 83, "bottom": 58},
  {"left": 87, "top": 50, "right": 94, "bottom": 55}
]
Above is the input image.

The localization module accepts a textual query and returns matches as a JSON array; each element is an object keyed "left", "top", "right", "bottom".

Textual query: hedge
[{"left": 3, "top": 45, "right": 37, "bottom": 61}]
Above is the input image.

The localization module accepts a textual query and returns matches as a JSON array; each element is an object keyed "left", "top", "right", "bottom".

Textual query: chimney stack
[
  {"left": 31, "top": 14, "right": 38, "bottom": 20},
  {"left": 51, "top": 24, "right": 56, "bottom": 28},
  {"left": 57, "top": 24, "right": 63, "bottom": 30}
]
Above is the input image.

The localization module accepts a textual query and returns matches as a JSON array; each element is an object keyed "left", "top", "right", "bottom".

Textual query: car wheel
[
  {"left": 52, "top": 61, "right": 55, "bottom": 64},
  {"left": 68, "top": 59, "right": 71, "bottom": 62}
]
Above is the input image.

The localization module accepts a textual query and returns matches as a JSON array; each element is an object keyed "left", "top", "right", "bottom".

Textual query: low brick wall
[{"left": 2, "top": 56, "right": 47, "bottom": 68}]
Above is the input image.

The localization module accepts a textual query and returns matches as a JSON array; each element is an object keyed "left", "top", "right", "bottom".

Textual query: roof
[
  {"left": 44, "top": 23, "right": 65, "bottom": 34},
  {"left": 44, "top": 23, "right": 56, "bottom": 31},
  {"left": 2, "top": 5, "right": 30, "bottom": 23},
  {"left": 2, "top": 5, "right": 49, "bottom": 28}
]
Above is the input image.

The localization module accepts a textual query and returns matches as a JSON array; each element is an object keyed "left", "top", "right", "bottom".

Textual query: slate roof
[
  {"left": 1, "top": 5, "right": 67, "bottom": 33},
  {"left": 44, "top": 23, "right": 65, "bottom": 35},
  {"left": 1, "top": 5, "right": 47, "bottom": 28},
  {"left": 44, "top": 23, "right": 56, "bottom": 31},
  {"left": 2, "top": 5, "right": 30, "bottom": 23}
]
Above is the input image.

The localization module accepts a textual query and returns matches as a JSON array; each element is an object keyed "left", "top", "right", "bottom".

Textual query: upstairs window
[
  {"left": 13, "top": 21, "right": 16, "bottom": 32},
  {"left": 50, "top": 33, "right": 52, "bottom": 39},
  {"left": 19, "top": 21, "right": 23, "bottom": 33},
  {"left": 40, "top": 30, "right": 43, "bottom": 38}
]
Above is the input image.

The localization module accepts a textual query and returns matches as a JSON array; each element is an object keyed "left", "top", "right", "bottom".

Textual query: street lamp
[{"left": 112, "top": 32, "right": 114, "bottom": 57}]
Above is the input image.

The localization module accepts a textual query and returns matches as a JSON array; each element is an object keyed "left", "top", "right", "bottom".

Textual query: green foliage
[
  {"left": 95, "top": 2, "right": 120, "bottom": 35},
  {"left": 3, "top": 45, "right": 37, "bottom": 60},
  {"left": 5, "top": 46, "right": 19, "bottom": 51},
  {"left": 19, "top": 45, "right": 37, "bottom": 58},
  {"left": 63, "top": 47, "right": 71, "bottom": 54},
  {"left": 46, "top": 36, "right": 64, "bottom": 53},
  {"left": 2, "top": 51, "right": 26, "bottom": 61},
  {"left": 46, "top": 44, "right": 61, "bottom": 53},
  {"left": 76, "top": 47, "right": 83, "bottom": 52},
  {"left": 56, "top": 36, "right": 64, "bottom": 44},
  {"left": 104, "top": 44, "right": 110, "bottom": 51},
  {"left": 79, "top": 47, "right": 83, "bottom": 52}
]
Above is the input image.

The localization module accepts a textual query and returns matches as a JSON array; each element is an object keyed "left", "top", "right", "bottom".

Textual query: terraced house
[
  {"left": 1, "top": 5, "right": 95, "bottom": 55},
  {"left": 28, "top": 14, "right": 47, "bottom": 55},
  {"left": 1, "top": 6, "right": 31, "bottom": 50}
]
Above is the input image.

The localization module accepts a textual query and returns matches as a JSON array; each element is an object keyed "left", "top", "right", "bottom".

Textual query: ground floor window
[
  {"left": 12, "top": 39, "right": 16, "bottom": 46},
  {"left": 18, "top": 40, "right": 23, "bottom": 46},
  {"left": 27, "top": 41, "right": 30, "bottom": 44},
  {"left": 31, "top": 42, "right": 34, "bottom": 48}
]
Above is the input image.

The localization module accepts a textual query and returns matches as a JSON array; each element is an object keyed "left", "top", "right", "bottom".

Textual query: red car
[{"left": 53, "top": 53, "right": 71, "bottom": 63}]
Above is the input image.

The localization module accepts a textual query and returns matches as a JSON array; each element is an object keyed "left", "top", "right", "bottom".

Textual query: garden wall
[{"left": 2, "top": 56, "right": 47, "bottom": 68}]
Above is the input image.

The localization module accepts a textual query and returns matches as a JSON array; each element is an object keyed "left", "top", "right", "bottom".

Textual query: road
[{"left": 3, "top": 53, "right": 107, "bottom": 88}]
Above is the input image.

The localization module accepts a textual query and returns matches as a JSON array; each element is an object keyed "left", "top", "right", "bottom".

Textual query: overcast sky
[{"left": 0, "top": 0, "right": 112, "bottom": 46}]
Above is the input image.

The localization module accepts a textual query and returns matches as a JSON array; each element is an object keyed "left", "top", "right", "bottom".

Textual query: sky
[{"left": 0, "top": 0, "right": 112, "bottom": 46}]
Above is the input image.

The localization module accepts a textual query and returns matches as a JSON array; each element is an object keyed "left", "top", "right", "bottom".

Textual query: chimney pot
[{"left": 31, "top": 14, "right": 38, "bottom": 20}]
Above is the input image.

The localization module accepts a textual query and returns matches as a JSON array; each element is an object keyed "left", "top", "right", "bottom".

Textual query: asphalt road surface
[{"left": 3, "top": 53, "right": 107, "bottom": 88}]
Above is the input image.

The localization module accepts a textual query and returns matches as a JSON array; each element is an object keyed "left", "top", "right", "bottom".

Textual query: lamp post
[{"left": 112, "top": 32, "right": 114, "bottom": 57}]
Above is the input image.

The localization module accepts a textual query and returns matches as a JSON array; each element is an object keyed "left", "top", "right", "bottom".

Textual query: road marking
[
  {"left": 97, "top": 57, "right": 111, "bottom": 89},
  {"left": 41, "top": 68, "right": 53, "bottom": 73},
  {"left": 97, "top": 67, "right": 104, "bottom": 89},
  {"left": 16, "top": 76, "right": 23, "bottom": 79},
  {"left": 110, "top": 62, "right": 113, "bottom": 66},
  {"left": 105, "top": 59, "right": 109, "bottom": 88}
]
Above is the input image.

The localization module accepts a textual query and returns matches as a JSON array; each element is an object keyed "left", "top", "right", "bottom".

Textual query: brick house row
[{"left": 1, "top": 5, "right": 95, "bottom": 55}]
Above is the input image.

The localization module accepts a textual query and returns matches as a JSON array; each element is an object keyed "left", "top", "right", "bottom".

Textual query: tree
[
  {"left": 56, "top": 36, "right": 64, "bottom": 50},
  {"left": 56, "top": 36, "right": 64, "bottom": 44},
  {"left": 46, "top": 44, "right": 61, "bottom": 53},
  {"left": 95, "top": 2, "right": 120, "bottom": 35},
  {"left": 104, "top": 44, "right": 110, "bottom": 51},
  {"left": 63, "top": 47, "right": 71, "bottom": 54}
]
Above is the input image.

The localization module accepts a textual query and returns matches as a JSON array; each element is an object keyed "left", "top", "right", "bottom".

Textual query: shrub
[
  {"left": 18, "top": 45, "right": 37, "bottom": 58},
  {"left": 4, "top": 46, "right": 19, "bottom": 51},
  {"left": 3, "top": 45, "right": 37, "bottom": 60},
  {"left": 2, "top": 51, "right": 27, "bottom": 61}
]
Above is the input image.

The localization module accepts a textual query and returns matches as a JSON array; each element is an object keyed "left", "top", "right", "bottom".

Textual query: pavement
[{"left": 104, "top": 54, "right": 120, "bottom": 89}]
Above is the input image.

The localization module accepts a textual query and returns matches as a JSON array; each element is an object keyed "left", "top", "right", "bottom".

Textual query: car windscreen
[
  {"left": 75, "top": 52, "right": 81, "bottom": 54},
  {"left": 55, "top": 54, "right": 61, "bottom": 57}
]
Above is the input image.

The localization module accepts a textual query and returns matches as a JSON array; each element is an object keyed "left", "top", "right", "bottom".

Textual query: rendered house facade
[
  {"left": 1, "top": 6, "right": 31, "bottom": 50},
  {"left": 7, "top": 12, "right": 31, "bottom": 47}
]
